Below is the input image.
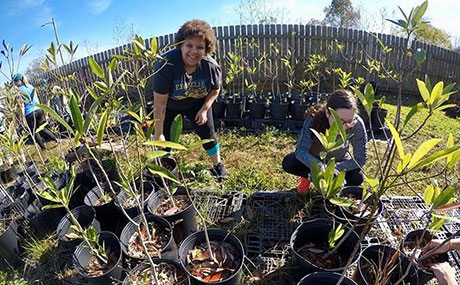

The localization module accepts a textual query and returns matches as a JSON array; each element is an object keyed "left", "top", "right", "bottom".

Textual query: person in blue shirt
[{"left": 12, "top": 73, "right": 57, "bottom": 149}]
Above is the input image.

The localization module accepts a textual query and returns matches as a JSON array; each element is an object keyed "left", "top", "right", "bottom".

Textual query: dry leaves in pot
[
  {"left": 154, "top": 195, "right": 191, "bottom": 216},
  {"left": 127, "top": 221, "right": 171, "bottom": 259},
  {"left": 85, "top": 245, "right": 119, "bottom": 277},
  {"left": 185, "top": 241, "right": 240, "bottom": 282},
  {"left": 126, "top": 262, "right": 189, "bottom": 285},
  {"left": 297, "top": 241, "right": 346, "bottom": 269}
]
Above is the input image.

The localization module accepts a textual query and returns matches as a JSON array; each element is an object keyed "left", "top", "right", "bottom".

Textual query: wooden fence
[{"left": 42, "top": 24, "right": 460, "bottom": 101}]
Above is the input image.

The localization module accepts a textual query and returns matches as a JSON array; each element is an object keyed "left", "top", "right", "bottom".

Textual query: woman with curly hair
[
  {"left": 282, "top": 89, "right": 367, "bottom": 192},
  {"left": 153, "top": 19, "right": 227, "bottom": 179}
]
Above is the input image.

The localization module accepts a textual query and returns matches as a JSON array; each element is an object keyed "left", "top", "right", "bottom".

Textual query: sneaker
[
  {"left": 210, "top": 162, "right": 228, "bottom": 179},
  {"left": 297, "top": 177, "right": 311, "bottom": 194}
]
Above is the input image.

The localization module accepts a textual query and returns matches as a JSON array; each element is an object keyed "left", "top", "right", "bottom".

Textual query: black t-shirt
[{"left": 153, "top": 48, "right": 222, "bottom": 111}]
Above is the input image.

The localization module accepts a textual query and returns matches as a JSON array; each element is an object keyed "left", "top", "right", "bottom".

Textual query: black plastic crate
[{"left": 194, "top": 191, "right": 247, "bottom": 228}]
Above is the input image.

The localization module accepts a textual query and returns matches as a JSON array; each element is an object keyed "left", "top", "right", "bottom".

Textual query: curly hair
[
  {"left": 175, "top": 19, "right": 217, "bottom": 54},
  {"left": 305, "top": 89, "right": 358, "bottom": 156}
]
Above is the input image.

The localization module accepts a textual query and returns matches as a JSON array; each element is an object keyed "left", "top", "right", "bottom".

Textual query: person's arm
[
  {"left": 295, "top": 117, "right": 324, "bottom": 169},
  {"left": 153, "top": 92, "right": 168, "bottom": 141},
  {"left": 335, "top": 115, "right": 367, "bottom": 172},
  {"left": 195, "top": 88, "right": 219, "bottom": 125},
  {"left": 430, "top": 262, "right": 457, "bottom": 285},
  {"left": 423, "top": 238, "right": 460, "bottom": 256}
]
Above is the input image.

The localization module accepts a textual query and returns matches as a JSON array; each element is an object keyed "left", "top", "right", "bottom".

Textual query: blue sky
[{"left": 1, "top": 0, "right": 459, "bottom": 84}]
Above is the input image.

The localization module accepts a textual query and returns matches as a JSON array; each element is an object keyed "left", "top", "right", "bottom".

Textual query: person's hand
[
  {"left": 195, "top": 108, "right": 208, "bottom": 126},
  {"left": 422, "top": 239, "right": 451, "bottom": 258},
  {"left": 430, "top": 262, "right": 457, "bottom": 285}
]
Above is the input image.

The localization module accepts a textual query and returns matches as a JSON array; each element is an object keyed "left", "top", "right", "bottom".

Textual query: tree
[
  {"left": 235, "top": 0, "right": 287, "bottom": 25},
  {"left": 414, "top": 22, "right": 453, "bottom": 49},
  {"left": 323, "top": 0, "right": 360, "bottom": 28},
  {"left": 24, "top": 56, "right": 46, "bottom": 79}
]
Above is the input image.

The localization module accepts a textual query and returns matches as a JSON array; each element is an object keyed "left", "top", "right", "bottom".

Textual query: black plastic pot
[
  {"left": 335, "top": 186, "right": 384, "bottom": 235},
  {"left": 0, "top": 166, "right": 16, "bottom": 183},
  {"left": 0, "top": 217, "right": 19, "bottom": 264},
  {"left": 226, "top": 101, "right": 243, "bottom": 119},
  {"left": 298, "top": 272, "right": 358, "bottom": 285},
  {"left": 147, "top": 187, "right": 197, "bottom": 243},
  {"left": 24, "top": 199, "right": 66, "bottom": 235},
  {"left": 370, "top": 106, "right": 388, "bottom": 130},
  {"left": 270, "top": 103, "right": 288, "bottom": 120},
  {"left": 83, "top": 183, "right": 121, "bottom": 233},
  {"left": 73, "top": 231, "right": 122, "bottom": 285},
  {"left": 291, "top": 218, "right": 361, "bottom": 274},
  {"left": 57, "top": 205, "right": 101, "bottom": 248},
  {"left": 291, "top": 101, "right": 309, "bottom": 121},
  {"left": 0, "top": 187, "right": 28, "bottom": 216},
  {"left": 144, "top": 157, "right": 179, "bottom": 188},
  {"left": 248, "top": 102, "right": 267, "bottom": 119},
  {"left": 115, "top": 181, "right": 155, "bottom": 219},
  {"left": 179, "top": 229, "right": 245, "bottom": 285},
  {"left": 212, "top": 100, "right": 226, "bottom": 119},
  {"left": 120, "top": 213, "right": 177, "bottom": 265},
  {"left": 122, "top": 259, "right": 190, "bottom": 285},
  {"left": 402, "top": 229, "right": 447, "bottom": 285},
  {"left": 354, "top": 244, "right": 418, "bottom": 284}
]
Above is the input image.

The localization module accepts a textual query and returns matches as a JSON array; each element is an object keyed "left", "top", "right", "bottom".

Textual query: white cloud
[
  {"left": 88, "top": 0, "right": 112, "bottom": 15},
  {"left": 20, "top": 0, "right": 45, "bottom": 8}
]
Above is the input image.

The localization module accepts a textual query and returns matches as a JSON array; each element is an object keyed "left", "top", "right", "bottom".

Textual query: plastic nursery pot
[
  {"left": 248, "top": 101, "right": 267, "bottom": 119},
  {"left": 291, "top": 101, "right": 309, "bottom": 121},
  {"left": 115, "top": 181, "right": 156, "bottom": 220},
  {"left": 0, "top": 186, "right": 28, "bottom": 216},
  {"left": 353, "top": 244, "right": 419, "bottom": 285},
  {"left": 370, "top": 106, "right": 388, "bottom": 130},
  {"left": 83, "top": 182, "right": 121, "bottom": 233},
  {"left": 0, "top": 166, "right": 16, "bottom": 183},
  {"left": 0, "top": 216, "right": 20, "bottom": 264},
  {"left": 56, "top": 205, "right": 101, "bottom": 248},
  {"left": 179, "top": 229, "right": 245, "bottom": 285},
  {"left": 290, "top": 218, "right": 361, "bottom": 274},
  {"left": 73, "top": 231, "right": 122, "bottom": 285},
  {"left": 298, "top": 272, "right": 358, "bottom": 285},
  {"left": 212, "top": 100, "right": 226, "bottom": 119},
  {"left": 270, "top": 102, "right": 288, "bottom": 120},
  {"left": 24, "top": 199, "right": 66, "bottom": 235},
  {"left": 122, "top": 259, "right": 190, "bottom": 285},
  {"left": 147, "top": 187, "right": 197, "bottom": 244},
  {"left": 402, "top": 229, "right": 448, "bottom": 285},
  {"left": 120, "top": 213, "right": 177, "bottom": 266},
  {"left": 226, "top": 101, "right": 244, "bottom": 119},
  {"left": 335, "top": 186, "right": 384, "bottom": 236}
]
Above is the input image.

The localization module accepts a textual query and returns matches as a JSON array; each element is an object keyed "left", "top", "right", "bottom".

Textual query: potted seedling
[
  {"left": 225, "top": 46, "right": 244, "bottom": 119},
  {"left": 123, "top": 259, "right": 190, "bottom": 284}
]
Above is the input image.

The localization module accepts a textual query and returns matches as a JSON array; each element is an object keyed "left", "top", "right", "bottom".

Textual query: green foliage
[
  {"left": 414, "top": 23, "right": 453, "bottom": 49},
  {"left": 387, "top": 1, "right": 429, "bottom": 36},
  {"left": 323, "top": 0, "right": 360, "bottom": 28},
  {"left": 328, "top": 223, "right": 345, "bottom": 249}
]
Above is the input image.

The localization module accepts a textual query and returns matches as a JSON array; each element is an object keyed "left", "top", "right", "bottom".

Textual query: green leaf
[
  {"left": 310, "top": 128, "right": 328, "bottom": 149},
  {"left": 310, "top": 162, "right": 321, "bottom": 190},
  {"left": 88, "top": 57, "right": 104, "bottom": 79},
  {"left": 94, "top": 81, "right": 108, "bottom": 92},
  {"left": 424, "top": 75, "right": 432, "bottom": 92},
  {"left": 423, "top": 185, "right": 434, "bottom": 208},
  {"left": 144, "top": 140, "right": 187, "bottom": 150},
  {"left": 145, "top": 150, "right": 168, "bottom": 161},
  {"left": 411, "top": 146, "right": 460, "bottom": 171},
  {"left": 37, "top": 104, "right": 74, "bottom": 135},
  {"left": 107, "top": 58, "right": 117, "bottom": 72},
  {"left": 151, "top": 37, "right": 158, "bottom": 54},
  {"left": 330, "top": 197, "right": 356, "bottom": 208},
  {"left": 65, "top": 233, "right": 80, "bottom": 240},
  {"left": 330, "top": 109, "right": 346, "bottom": 142},
  {"left": 83, "top": 98, "right": 101, "bottom": 134},
  {"left": 69, "top": 94, "right": 83, "bottom": 133},
  {"left": 147, "top": 164, "right": 179, "bottom": 183},
  {"left": 386, "top": 120, "right": 404, "bottom": 158},
  {"left": 188, "top": 139, "right": 214, "bottom": 150},
  {"left": 97, "top": 109, "right": 109, "bottom": 146},
  {"left": 407, "top": 138, "right": 441, "bottom": 169},
  {"left": 413, "top": 1, "right": 428, "bottom": 23},
  {"left": 416, "top": 79, "right": 430, "bottom": 103},
  {"left": 35, "top": 122, "right": 48, "bottom": 133},
  {"left": 403, "top": 103, "right": 423, "bottom": 128},
  {"left": 432, "top": 187, "right": 455, "bottom": 209},
  {"left": 146, "top": 124, "right": 155, "bottom": 140},
  {"left": 414, "top": 49, "right": 426, "bottom": 65},
  {"left": 127, "top": 111, "right": 141, "bottom": 123},
  {"left": 429, "top": 81, "right": 444, "bottom": 105},
  {"left": 42, "top": 204, "right": 65, "bottom": 210},
  {"left": 355, "top": 89, "right": 372, "bottom": 116},
  {"left": 36, "top": 191, "right": 60, "bottom": 203},
  {"left": 170, "top": 114, "right": 183, "bottom": 143},
  {"left": 364, "top": 174, "right": 379, "bottom": 190},
  {"left": 87, "top": 87, "right": 99, "bottom": 100},
  {"left": 330, "top": 171, "right": 345, "bottom": 197}
]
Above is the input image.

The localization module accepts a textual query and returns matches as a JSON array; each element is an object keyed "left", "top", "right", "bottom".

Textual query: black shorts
[{"left": 163, "top": 100, "right": 217, "bottom": 151}]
